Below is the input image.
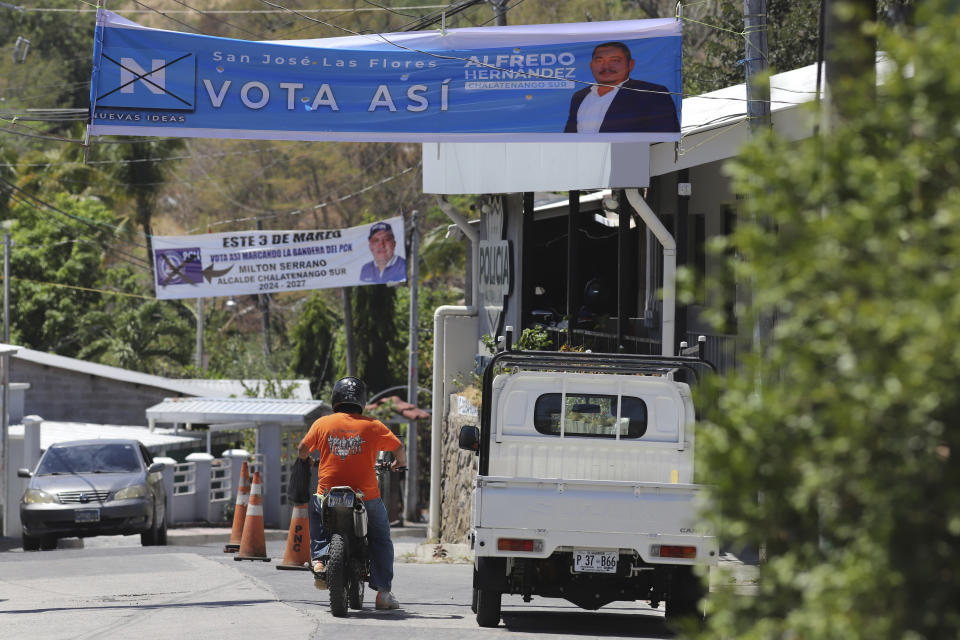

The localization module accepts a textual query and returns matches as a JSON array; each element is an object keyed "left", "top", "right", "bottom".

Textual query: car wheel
[
  {"left": 39, "top": 536, "right": 58, "bottom": 551},
  {"left": 156, "top": 512, "right": 167, "bottom": 546},
  {"left": 141, "top": 505, "right": 160, "bottom": 546},
  {"left": 22, "top": 532, "right": 41, "bottom": 551}
]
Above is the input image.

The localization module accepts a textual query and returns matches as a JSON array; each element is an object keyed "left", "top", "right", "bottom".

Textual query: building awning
[{"left": 146, "top": 396, "right": 330, "bottom": 428}]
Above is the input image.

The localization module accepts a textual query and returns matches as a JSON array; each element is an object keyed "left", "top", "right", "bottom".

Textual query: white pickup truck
[{"left": 458, "top": 348, "right": 717, "bottom": 627}]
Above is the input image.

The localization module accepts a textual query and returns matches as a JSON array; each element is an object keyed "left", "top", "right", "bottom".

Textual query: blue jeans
[{"left": 308, "top": 493, "right": 394, "bottom": 592}]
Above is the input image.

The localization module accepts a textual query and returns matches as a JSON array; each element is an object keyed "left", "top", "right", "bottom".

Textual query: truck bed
[{"left": 473, "top": 475, "right": 717, "bottom": 564}]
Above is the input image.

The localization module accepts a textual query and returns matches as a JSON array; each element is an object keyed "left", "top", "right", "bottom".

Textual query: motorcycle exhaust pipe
[{"left": 353, "top": 505, "right": 368, "bottom": 538}]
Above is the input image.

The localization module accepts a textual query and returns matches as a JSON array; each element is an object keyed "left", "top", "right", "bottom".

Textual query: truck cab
[{"left": 459, "top": 349, "right": 717, "bottom": 627}]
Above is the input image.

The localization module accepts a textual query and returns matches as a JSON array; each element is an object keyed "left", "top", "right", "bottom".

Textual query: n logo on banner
[
  {"left": 120, "top": 58, "right": 166, "bottom": 95},
  {"left": 96, "top": 47, "right": 196, "bottom": 111}
]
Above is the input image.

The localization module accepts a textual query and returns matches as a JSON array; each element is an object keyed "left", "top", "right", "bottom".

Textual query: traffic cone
[
  {"left": 276, "top": 503, "right": 311, "bottom": 571},
  {"left": 234, "top": 471, "right": 271, "bottom": 562},
  {"left": 224, "top": 461, "right": 250, "bottom": 553}
]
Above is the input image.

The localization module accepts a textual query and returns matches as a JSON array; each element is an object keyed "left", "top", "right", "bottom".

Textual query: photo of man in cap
[{"left": 360, "top": 221, "right": 407, "bottom": 284}]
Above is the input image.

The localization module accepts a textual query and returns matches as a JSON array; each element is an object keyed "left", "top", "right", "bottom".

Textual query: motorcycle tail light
[
  {"left": 497, "top": 538, "right": 543, "bottom": 553},
  {"left": 651, "top": 544, "right": 696, "bottom": 559}
]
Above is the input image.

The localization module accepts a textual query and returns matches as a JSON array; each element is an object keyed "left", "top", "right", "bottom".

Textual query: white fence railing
[
  {"left": 172, "top": 462, "right": 196, "bottom": 496},
  {"left": 210, "top": 458, "right": 232, "bottom": 504}
]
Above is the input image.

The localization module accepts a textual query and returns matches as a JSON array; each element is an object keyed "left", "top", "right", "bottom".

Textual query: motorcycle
[{"left": 315, "top": 454, "right": 404, "bottom": 617}]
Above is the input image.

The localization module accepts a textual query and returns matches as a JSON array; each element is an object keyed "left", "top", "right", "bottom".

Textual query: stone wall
[{"left": 439, "top": 392, "right": 480, "bottom": 543}]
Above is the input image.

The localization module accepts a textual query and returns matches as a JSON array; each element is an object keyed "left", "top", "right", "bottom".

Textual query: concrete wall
[{"left": 10, "top": 359, "right": 186, "bottom": 426}]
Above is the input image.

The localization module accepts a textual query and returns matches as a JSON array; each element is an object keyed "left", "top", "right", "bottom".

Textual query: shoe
[
  {"left": 376, "top": 590, "right": 399, "bottom": 610},
  {"left": 312, "top": 561, "right": 327, "bottom": 591}
]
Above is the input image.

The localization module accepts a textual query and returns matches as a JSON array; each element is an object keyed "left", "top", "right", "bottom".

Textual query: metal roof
[
  {"left": 11, "top": 347, "right": 222, "bottom": 397},
  {"left": 9, "top": 346, "right": 315, "bottom": 400},
  {"left": 146, "top": 396, "right": 330, "bottom": 426},
  {"left": 0, "top": 343, "right": 20, "bottom": 356},
  {"left": 8, "top": 421, "right": 201, "bottom": 452},
  {"left": 180, "top": 379, "right": 314, "bottom": 400}
]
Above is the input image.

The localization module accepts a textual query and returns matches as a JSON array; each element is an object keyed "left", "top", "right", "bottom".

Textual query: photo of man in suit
[
  {"left": 360, "top": 221, "right": 407, "bottom": 284},
  {"left": 564, "top": 41, "right": 680, "bottom": 134}
]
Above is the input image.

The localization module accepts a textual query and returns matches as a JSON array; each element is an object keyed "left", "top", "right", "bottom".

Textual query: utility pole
[
  {"left": 256, "top": 219, "right": 271, "bottom": 357},
  {"left": 824, "top": 0, "right": 877, "bottom": 124},
  {"left": 1, "top": 232, "right": 9, "bottom": 536},
  {"left": 742, "top": 0, "right": 772, "bottom": 357},
  {"left": 490, "top": 0, "right": 508, "bottom": 26},
  {"left": 405, "top": 210, "right": 420, "bottom": 523},
  {"left": 744, "top": 0, "right": 771, "bottom": 134},
  {"left": 343, "top": 288, "right": 356, "bottom": 377},
  {"left": 195, "top": 298, "right": 204, "bottom": 369}
]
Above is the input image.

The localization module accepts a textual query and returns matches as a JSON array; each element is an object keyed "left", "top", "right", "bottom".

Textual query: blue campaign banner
[{"left": 88, "top": 10, "right": 682, "bottom": 143}]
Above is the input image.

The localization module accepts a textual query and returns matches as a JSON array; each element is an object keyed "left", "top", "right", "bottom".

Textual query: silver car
[{"left": 18, "top": 439, "right": 167, "bottom": 550}]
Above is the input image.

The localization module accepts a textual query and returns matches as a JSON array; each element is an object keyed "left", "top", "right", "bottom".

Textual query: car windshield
[{"left": 36, "top": 444, "right": 142, "bottom": 475}]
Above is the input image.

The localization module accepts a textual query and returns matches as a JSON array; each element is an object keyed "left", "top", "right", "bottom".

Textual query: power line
[
  {"left": 164, "top": 0, "right": 265, "bottom": 39},
  {"left": 0, "top": 175, "right": 124, "bottom": 235},
  {"left": 254, "top": 0, "right": 795, "bottom": 105},
  {"left": 0, "top": 146, "right": 273, "bottom": 168},
  {"left": 8, "top": 276, "right": 156, "bottom": 301},
  {"left": 188, "top": 162, "right": 421, "bottom": 232},
  {"left": 0, "top": 186, "right": 151, "bottom": 271},
  {"left": 3, "top": 3, "right": 449, "bottom": 13}
]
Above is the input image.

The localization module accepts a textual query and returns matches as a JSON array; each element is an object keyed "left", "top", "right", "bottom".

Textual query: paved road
[{"left": 0, "top": 533, "right": 677, "bottom": 640}]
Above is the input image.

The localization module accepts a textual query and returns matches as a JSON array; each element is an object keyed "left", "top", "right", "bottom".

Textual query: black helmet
[{"left": 331, "top": 376, "right": 367, "bottom": 413}]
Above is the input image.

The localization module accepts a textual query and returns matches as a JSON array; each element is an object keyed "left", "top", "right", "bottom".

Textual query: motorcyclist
[{"left": 297, "top": 376, "right": 407, "bottom": 610}]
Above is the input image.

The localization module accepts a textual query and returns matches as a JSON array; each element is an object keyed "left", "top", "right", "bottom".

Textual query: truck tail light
[
  {"left": 651, "top": 544, "right": 696, "bottom": 559},
  {"left": 497, "top": 538, "right": 543, "bottom": 552}
]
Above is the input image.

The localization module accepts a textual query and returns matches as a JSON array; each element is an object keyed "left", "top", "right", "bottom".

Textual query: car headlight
[
  {"left": 23, "top": 488, "right": 57, "bottom": 504},
  {"left": 114, "top": 484, "right": 148, "bottom": 500}
]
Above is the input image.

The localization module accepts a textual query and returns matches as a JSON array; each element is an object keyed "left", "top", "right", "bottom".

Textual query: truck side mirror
[
  {"left": 17, "top": 468, "right": 32, "bottom": 478},
  {"left": 458, "top": 426, "right": 480, "bottom": 453}
]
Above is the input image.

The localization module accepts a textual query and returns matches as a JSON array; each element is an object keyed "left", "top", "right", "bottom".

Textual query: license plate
[
  {"left": 75, "top": 509, "right": 100, "bottom": 523},
  {"left": 573, "top": 549, "right": 618, "bottom": 573}
]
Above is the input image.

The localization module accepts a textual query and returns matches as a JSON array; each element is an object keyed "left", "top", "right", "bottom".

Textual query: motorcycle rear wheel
[
  {"left": 327, "top": 533, "right": 349, "bottom": 617},
  {"left": 348, "top": 560, "right": 364, "bottom": 610}
]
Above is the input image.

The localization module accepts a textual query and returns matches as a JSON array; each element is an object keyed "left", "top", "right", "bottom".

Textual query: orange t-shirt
[{"left": 300, "top": 412, "right": 401, "bottom": 500}]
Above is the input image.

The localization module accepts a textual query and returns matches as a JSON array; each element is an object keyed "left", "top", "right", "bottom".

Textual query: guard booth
[{"left": 146, "top": 397, "right": 329, "bottom": 529}]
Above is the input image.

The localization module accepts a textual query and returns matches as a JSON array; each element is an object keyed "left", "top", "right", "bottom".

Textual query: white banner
[{"left": 152, "top": 216, "right": 406, "bottom": 299}]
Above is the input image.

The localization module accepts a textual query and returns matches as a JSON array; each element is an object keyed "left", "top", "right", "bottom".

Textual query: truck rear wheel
[
  {"left": 665, "top": 566, "right": 705, "bottom": 622},
  {"left": 475, "top": 589, "right": 501, "bottom": 627}
]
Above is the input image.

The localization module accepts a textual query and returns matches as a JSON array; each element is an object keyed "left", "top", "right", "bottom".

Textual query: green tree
[
  {"left": 109, "top": 139, "right": 185, "bottom": 284},
  {"left": 0, "top": 0, "right": 95, "bottom": 113},
  {"left": 6, "top": 193, "right": 119, "bottom": 355},
  {"left": 695, "top": 3, "right": 960, "bottom": 637},
  {"left": 353, "top": 284, "right": 402, "bottom": 394},
  {"left": 76, "top": 267, "right": 193, "bottom": 375},
  {"left": 289, "top": 290, "right": 341, "bottom": 395}
]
